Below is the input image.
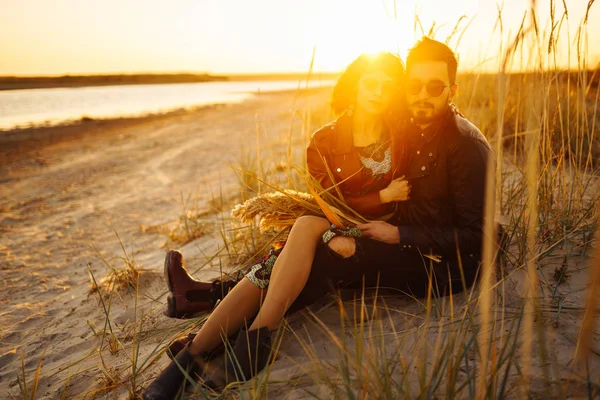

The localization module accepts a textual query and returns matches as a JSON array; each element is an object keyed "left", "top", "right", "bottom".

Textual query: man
[{"left": 346, "top": 36, "right": 493, "bottom": 296}]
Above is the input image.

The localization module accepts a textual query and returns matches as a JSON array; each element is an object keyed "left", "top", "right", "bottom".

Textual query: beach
[
  {"left": 0, "top": 87, "right": 332, "bottom": 398},
  {"left": 1, "top": 86, "right": 598, "bottom": 399}
]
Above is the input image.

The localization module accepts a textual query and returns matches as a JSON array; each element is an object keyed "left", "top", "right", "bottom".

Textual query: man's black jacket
[{"left": 391, "top": 110, "right": 493, "bottom": 260}]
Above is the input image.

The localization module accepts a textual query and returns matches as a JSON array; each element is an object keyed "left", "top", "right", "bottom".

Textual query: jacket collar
[
  {"left": 331, "top": 111, "right": 394, "bottom": 155},
  {"left": 331, "top": 112, "right": 354, "bottom": 155}
]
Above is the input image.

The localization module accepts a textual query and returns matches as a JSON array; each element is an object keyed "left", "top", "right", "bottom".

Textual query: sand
[{"left": 0, "top": 87, "right": 598, "bottom": 399}]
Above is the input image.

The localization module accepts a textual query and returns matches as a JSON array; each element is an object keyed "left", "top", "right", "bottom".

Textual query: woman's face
[{"left": 355, "top": 70, "right": 397, "bottom": 116}]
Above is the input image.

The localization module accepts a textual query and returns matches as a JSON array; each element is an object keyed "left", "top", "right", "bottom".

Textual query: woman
[{"left": 143, "top": 52, "right": 411, "bottom": 399}]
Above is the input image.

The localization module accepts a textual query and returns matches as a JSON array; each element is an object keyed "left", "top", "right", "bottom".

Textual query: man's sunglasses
[{"left": 406, "top": 80, "right": 448, "bottom": 97}]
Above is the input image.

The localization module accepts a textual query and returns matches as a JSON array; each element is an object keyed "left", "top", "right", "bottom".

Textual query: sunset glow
[{"left": 1, "top": 0, "right": 598, "bottom": 76}]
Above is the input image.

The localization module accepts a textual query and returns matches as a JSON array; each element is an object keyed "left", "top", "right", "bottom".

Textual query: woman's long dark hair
[{"left": 330, "top": 52, "right": 407, "bottom": 121}]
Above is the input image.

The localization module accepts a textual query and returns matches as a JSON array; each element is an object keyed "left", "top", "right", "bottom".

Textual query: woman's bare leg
[
  {"left": 249, "top": 216, "right": 331, "bottom": 330},
  {"left": 188, "top": 215, "right": 331, "bottom": 353},
  {"left": 188, "top": 278, "right": 265, "bottom": 354}
]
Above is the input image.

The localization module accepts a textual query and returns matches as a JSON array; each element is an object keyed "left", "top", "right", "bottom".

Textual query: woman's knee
[
  {"left": 327, "top": 236, "right": 356, "bottom": 258},
  {"left": 292, "top": 215, "right": 331, "bottom": 235}
]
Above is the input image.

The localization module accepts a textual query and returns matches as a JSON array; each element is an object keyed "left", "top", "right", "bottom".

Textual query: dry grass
[
  {"left": 164, "top": 209, "right": 213, "bottom": 248},
  {"left": 88, "top": 227, "right": 142, "bottom": 294}
]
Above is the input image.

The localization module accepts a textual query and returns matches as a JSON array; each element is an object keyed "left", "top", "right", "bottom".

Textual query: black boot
[
  {"left": 203, "top": 326, "right": 273, "bottom": 390},
  {"left": 166, "top": 331, "right": 240, "bottom": 361},
  {"left": 143, "top": 345, "right": 205, "bottom": 400}
]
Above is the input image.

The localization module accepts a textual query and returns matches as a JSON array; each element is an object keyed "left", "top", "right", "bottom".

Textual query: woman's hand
[
  {"left": 379, "top": 177, "right": 411, "bottom": 203},
  {"left": 450, "top": 102, "right": 465, "bottom": 117}
]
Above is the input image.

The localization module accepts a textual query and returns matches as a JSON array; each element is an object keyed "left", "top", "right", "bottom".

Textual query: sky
[{"left": 0, "top": 0, "right": 598, "bottom": 76}]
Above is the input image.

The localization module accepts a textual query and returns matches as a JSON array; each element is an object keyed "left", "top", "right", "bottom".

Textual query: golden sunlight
[
  {"left": 307, "top": 0, "right": 412, "bottom": 71},
  {"left": 1, "top": 1, "right": 600, "bottom": 399}
]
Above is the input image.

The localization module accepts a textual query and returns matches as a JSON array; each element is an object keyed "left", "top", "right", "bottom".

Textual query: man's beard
[
  {"left": 411, "top": 107, "right": 436, "bottom": 124},
  {"left": 409, "top": 96, "right": 450, "bottom": 125}
]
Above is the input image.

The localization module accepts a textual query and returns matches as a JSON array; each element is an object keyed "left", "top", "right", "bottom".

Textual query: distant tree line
[
  {"left": 0, "top": 73, "right": 228, "bottom": 90},
  {"left": 0, "top": 72, "right": 342, "bottom": 91}
]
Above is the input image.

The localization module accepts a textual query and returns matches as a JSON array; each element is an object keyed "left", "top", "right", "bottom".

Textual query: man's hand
[
  {"left": 379, "top": 177, "right": 411, "bottom": 203},
  {"left": 356, "top": 221, "right": 400, "bottom": 244}
]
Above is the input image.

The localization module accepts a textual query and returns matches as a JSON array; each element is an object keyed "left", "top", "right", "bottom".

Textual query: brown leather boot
[
  {"left": 164, "top": 250, "right": 214, "bottom": 318},
  {"left": 164, "top": 250, "right": 241, "bottom": 318}
]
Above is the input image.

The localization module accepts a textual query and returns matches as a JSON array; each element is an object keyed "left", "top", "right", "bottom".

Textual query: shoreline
[
  {"left": 0, "top": 86, "right": 331, "bottom": 177},
  {"left": 0, "top": 85, "right": 332, "bottom": 142}
]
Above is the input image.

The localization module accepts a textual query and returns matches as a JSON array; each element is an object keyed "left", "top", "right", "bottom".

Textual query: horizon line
[{"left": 1, "top": 67, "right": 599, "bottom": 80}]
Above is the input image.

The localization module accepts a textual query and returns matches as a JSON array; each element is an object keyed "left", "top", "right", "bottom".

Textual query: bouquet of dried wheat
[{"left": 231, "top": 189, "right": 323, "bottom": 232}]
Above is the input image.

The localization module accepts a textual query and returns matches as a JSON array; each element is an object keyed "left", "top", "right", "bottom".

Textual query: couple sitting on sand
[{"left": 143, "top": 38, "right": 495, "bottom": 399}]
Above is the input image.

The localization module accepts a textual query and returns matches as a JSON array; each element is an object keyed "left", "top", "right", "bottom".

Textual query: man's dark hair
[{"left": 406, "top": 37, "right": 458, "bottom": 84}]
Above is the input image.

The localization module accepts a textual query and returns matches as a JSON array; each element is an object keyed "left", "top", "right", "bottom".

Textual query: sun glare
[
  {"left": 1, "top": 0, "right": 597, "bottom": 75},
  {"left": 308, "top": 1, "right": 413, "bottom": 72}
]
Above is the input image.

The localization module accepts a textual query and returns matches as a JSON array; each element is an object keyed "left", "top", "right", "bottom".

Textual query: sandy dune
[{"left": 0, "top": 88, "right": 328, "bottom": 398}]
